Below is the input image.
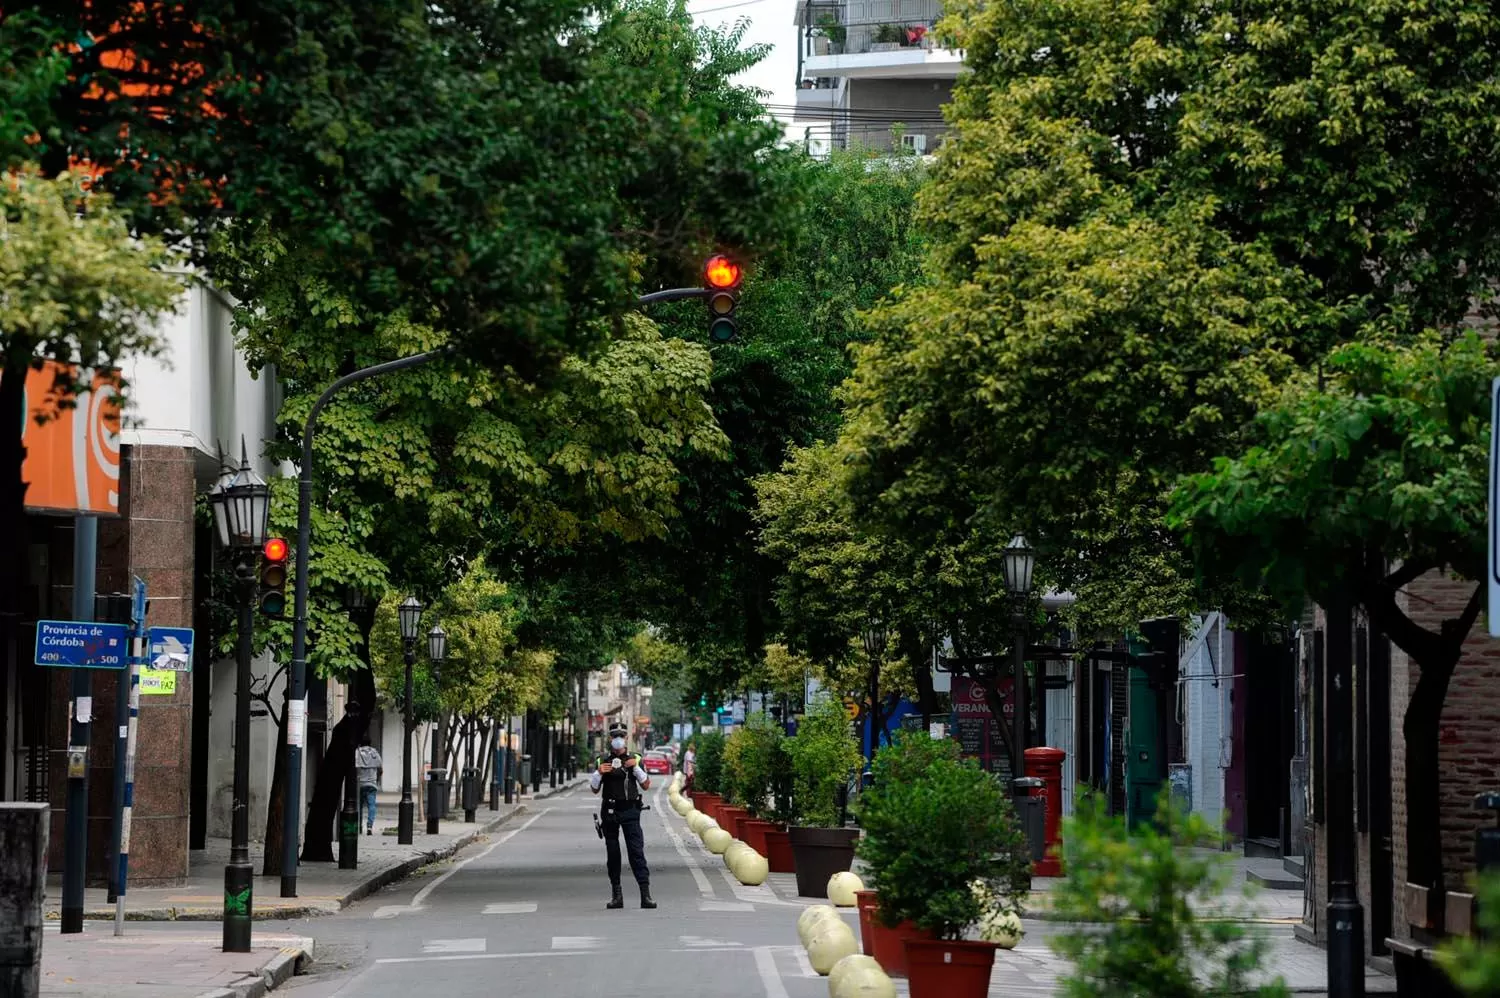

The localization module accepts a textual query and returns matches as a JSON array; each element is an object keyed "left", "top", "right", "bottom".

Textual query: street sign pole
[
  {"left": 115, "top": 577, "right": 147, "bottom": 936},
  {"left": 60, "top": 515, "right": 98, "bottom": 935}
]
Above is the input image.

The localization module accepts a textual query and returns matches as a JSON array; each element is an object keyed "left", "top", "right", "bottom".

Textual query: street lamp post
[
  {"left": 397, "top": 597, "right": 423, "bottom": 844},
  {"left": 1001, "top": 534, "right": 1036, "bottom": 781},
  {"left": 426, "top": 623, "right": 448, "bottom": 834},
  {"left": 209, "top": 446, "right": 272, "bottom": 953},
  {"left": 860, "top": 622, "right": 888, "bottom": 776}
]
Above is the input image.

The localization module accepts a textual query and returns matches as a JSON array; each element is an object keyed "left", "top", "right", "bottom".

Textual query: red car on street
[{"left": 641, "top": 751, "right": 673, "bottom": 776}]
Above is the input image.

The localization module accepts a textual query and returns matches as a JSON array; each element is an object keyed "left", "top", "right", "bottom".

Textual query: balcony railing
[{"left": 800, "top": 0, "right": 947, "bottom": 59}]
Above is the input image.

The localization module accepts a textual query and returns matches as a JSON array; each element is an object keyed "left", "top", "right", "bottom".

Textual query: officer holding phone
[{"left": 591, "top": 722, "right": 655, "bottom": 910}]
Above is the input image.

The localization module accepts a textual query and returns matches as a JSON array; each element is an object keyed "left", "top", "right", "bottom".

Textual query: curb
[
  {"left": 192, "top": 939, "right": 314, "bottom": 998},
  {"left": 58, "top": 789, "right": 585, "bottom": 923}
]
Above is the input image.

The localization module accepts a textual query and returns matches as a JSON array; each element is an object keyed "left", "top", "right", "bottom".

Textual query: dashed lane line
[{"left": 654, "top": 787, "right": 716, "bottom": 899}]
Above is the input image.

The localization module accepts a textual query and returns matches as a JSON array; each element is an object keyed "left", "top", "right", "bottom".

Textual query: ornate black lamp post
[
  {"left": 208, "top": 447, "right": 271, "bottom": 953},
  {"left": 426, "top": 623, "right": 448, "bottom": 834},
  {"left": 397, "top": 597, "right": 423, "bottom": 844},
  {"left": 1001, "top": 534, "right": 1036, "bottom": 779}
]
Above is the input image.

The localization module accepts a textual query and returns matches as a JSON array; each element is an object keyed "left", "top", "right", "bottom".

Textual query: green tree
[{"left": 1170, "top": 332, "right": 1498, "bottom": 893}]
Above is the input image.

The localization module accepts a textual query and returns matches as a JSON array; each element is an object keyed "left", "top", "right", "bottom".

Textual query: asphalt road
[{"left": 264, "top": 783, "right": 869, "bottom": 998}]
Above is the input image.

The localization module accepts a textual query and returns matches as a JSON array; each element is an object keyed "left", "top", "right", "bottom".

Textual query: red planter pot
[
  {"left": 869, "top": 916, "right": 932, "bottom": 978},
  {"left": 854, "top": 891, "right": 878, "bottom": 956},
  {"left": 696, "top": 794, "right": 722, "bottom": 821},
  {"left": 763, "top": 827, "right": 795, "bottom": 873},
  {"left": 720, "top": 807, "right": 750, "bottom": 838},
  {"left": 741, "top": 819, "right": 776, "bottom": 856},
  {"left": 904, "top": 938, "right": 999, "bottom": 998}
]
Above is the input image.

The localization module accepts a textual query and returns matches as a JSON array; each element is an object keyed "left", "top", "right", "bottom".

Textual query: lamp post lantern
[
  {"left": 1001, "top": 534, "right": 1036, "bottom": 780},
  {"left": 209, "top": 445, "right": 271, "bottom": 953},
  {"left": 426, "top": 623, "right": 448, "bottom": 834},
  {"left": 397, "top": 597, "right": 423, "bottom": 844}
]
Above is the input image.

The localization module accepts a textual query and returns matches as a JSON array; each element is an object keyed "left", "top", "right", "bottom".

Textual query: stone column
[{"left": 0, "top": 803, "right": 49, "bottom": 997}]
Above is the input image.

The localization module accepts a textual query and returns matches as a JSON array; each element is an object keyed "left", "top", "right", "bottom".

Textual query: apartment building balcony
[{"left": 797, "top": 0, "right": 963, "bottom": 80}]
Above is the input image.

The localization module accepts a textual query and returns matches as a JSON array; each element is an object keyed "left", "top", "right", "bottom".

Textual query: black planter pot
[{"left": 788, "top": 826, "right": 859, "bottom": 897}]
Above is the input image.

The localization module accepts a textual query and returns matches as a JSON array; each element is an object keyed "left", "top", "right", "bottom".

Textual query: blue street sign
[
  {"left": 131, "top": 576, "right": 147, "bottom": 626},
  {"left": 35, "top": 620, "right": 130, "bottom": 669},
  {"left": 718, "top": 712, "right": 734, "bottom": 726},
  {"left": 148, "top": 627, "right": 195, "bottom": 672}
]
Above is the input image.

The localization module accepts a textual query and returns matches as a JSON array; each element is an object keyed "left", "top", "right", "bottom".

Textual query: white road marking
[
  {"left": 793, "top": 946, "right": 817, "bottom": 979},
  {"left": 679, "top": 935, "right": 743, "bottom": 948},
  {"left": 754, "top": 946, "right": 791, "bottom": 998},
  {"left": 654, "top": 787, "right": 715, "bottom": 898},
  {"left": 409, "top": 808, "right": 551, "bottom": 909},
  {"left": 373, "top": 904, "right": 424, "bottom": 919},
  {"left": 699, "top": 900, "right": 756, "bottom": 912},
  {"left": 376, "top": 950, "right": 572, "bottom": 965},
  {"left": 551, "top": 936, "right": 604, "bottom": 951},
  {"left": 482, "top": 902, "right": 538, "bottom": 914},
  {"left": 423, "top": 938, "right": 486, "bottom": 954}
]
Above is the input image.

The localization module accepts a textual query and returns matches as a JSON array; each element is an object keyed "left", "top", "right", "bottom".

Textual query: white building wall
[{"left": 1043, "top": 660, "right": 1076, "bottom": 818}]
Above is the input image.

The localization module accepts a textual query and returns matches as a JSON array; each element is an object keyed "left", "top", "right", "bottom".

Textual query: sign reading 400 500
[{"left": 34, "top": 620, "right": 129, "bottom": 670}]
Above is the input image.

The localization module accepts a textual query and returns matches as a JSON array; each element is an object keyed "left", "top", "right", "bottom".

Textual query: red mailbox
[{"left": 1024, "top": 746, "right": 1067, "bottom": 877}]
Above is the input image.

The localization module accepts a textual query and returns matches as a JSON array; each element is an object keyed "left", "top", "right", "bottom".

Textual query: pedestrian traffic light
[
  {"left": 698, "top": 694, "right": 708, "bottom": 708},
  {"left": 703, "top": 254, "right": 743, "bottom": 344},
  {"left": 259, "top": 537, "right": 289, "bottom": 618}
]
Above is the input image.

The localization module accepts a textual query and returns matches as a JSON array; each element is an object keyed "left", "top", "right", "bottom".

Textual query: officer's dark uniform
[{"left": 594, "top": 733, "right": 655, "bottom": 910}]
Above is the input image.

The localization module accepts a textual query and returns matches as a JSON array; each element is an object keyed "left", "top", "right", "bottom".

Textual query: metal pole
[
  {"left": 502, "top": 714, "right": 513, "bottom": 805},
  {"left": 224, "top": 560, "right": 255, "bottom": 952},
  {"left": 398, "top": 641, "right": 415, "bottom": 844},
  {"left": 1325, "top": 589, "right": 1365, "bottom": 998},
  {"left": 114, "top": 628, "right": 141, "bottom": 937},
  {"left": 284, "top": 346, "right": 455, "bottom": 896},
  {"left": 464, "top": 717, "right": 476, "bottom": 822},
  {"left": 106, "top": 600, "right": 128, "bottom": 904},
  {"left": 1012, "top": 611, "right": 1028, "bottom": 780},
  {"left": 427, "top": 709, "right": 446, "bottom": 834},
  {"left": 61, "top": 515, "right": 97, "bottom": 934}
]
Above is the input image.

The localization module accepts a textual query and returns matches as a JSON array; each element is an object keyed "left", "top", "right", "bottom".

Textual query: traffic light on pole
[
  {"left": 259, "top": 538, "right": 289, "bottom": 618},
  {"left": 703, "top": 254, "right": 743, "bottom": 343}
]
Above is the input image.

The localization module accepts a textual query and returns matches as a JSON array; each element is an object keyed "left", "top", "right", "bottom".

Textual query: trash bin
[
  {"left": 434, "top": 771, "right": 452, "bottom": 819},
  {"left": 519, "top": 754, "right": 532, "bottom": 790},
  {"left": 461, "top": 767, "right": 481, "bottom": 818},
  {"left": 1012, "top": 777, "right": 1046, "bottom": 864}
]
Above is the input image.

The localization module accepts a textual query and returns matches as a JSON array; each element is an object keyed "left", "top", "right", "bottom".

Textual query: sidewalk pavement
[
  {"left": 39, "top": 928, "right": 313, "bottom": 998},
  {"left": 44, "top": 777, "right": 584, "bottom": 922}
]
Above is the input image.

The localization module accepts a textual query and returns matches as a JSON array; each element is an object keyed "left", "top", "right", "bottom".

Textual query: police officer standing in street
[{"left": 591, "top": 721, "right": 656, "bottom": 910}]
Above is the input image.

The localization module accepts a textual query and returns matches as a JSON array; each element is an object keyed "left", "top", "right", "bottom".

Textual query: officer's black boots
[
  {"left": 607, "top": 883, "right": 625, "bottom": 910},
  {"left": 640, "top": 884, "right": 657, "bottom": 910}
]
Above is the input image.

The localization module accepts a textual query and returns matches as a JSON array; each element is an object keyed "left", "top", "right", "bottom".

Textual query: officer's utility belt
[{"left": 602, "top": 797, "right": 645, "bottom": 816}]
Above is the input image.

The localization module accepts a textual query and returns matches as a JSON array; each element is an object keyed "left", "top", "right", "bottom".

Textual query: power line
[{"left": 689, "top": 0, "right": 774, "bottom": 15}]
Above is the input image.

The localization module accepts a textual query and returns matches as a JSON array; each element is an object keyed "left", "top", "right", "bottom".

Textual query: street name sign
[
  {"left": 148, "top": 626, "right": 195, "bottom": 672},
  {"left": 35, "top": 620, "right": 129, "bottom": 669}
]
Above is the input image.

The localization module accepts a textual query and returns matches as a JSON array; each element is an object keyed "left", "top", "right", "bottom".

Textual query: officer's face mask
[{"left": 611, "top": 737, "right": 625, "bottom": 751}]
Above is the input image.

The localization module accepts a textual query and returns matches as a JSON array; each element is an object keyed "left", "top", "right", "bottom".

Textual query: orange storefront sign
[{"left": 11, "top": 362, "right": 123, "bottom": 516}]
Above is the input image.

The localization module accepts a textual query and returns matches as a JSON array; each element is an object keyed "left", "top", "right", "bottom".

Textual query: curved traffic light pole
[{"left": 278, "top": 284, "right": 717, "bottom": 896}]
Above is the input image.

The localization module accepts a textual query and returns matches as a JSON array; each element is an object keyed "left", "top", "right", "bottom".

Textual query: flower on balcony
[{"left": 904, "top": 24, "right": 928, "bottom": 45}]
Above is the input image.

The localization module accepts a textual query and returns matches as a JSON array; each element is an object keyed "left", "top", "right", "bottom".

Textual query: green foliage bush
[
  {"left": 1051, "top": 795, "right": 1287, "bottom": 998},
  {"left": 723, "top": 715, "right": 784, "bottom": 817},
  {"left": 784, "top": 696, "right": 862, "bottom": 827},
  {"left": 857, "top": 735, "right": 1030, "bottom": 939},
  {"left": 694, "top": 731, "right": 726, "bottom": 795},
  {"left": 1438, "top": 872, "right": 1500, "bottom": 994}
]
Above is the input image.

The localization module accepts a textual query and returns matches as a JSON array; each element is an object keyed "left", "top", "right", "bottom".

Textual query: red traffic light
[
  {"left": 704, "top": 255, "right": 743, "bottom": 290},
  {"left": 263, "top": 537, "right": 289, "bottom": 562}
]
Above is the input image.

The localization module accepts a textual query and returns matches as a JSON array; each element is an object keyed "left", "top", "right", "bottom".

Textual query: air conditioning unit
[{"left": 900, "top": 133, "right": 927, "bottom": 154}]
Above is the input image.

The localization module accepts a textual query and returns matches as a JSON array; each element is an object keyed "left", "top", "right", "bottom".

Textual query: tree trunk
[
  {"left": 0, "top": 353, "right": 32, "bottom": 668},
  {"left": 261, "top": 714, "right": 287, "bottom": 876},
  {"left": 1403, "top": 657, "right": 1456, "bottom": 890},
  {"left": 301, "top": 667, "right": 375, "bottom": 862}
]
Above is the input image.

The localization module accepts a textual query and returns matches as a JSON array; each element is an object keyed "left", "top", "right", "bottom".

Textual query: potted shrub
[
  {"left": 784, "top": 696, "right": 863, "bottom": 897},
  {"left": 855, "top": 732, "right": 966, "bottom": 976},
  {"left": 694, "top": 731, "right": 726, "bottom": 820},
  {"left": 858, "top": 739, "right": 1031, "bottom": 998},
  {"left": 871, "top": 23, "right": 903, "bottom": 51},
  {"left": 762, "top": 740, "right": 797, "bottom": 873},
  {"left": 729, "top": 717, "right": 783, "bottom": 855}
]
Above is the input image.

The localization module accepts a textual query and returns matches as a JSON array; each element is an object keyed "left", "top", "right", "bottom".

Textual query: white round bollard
[
  {"left": 724, "top": 840, "right": 752, "bottom": 868},
  {"left": 673, "top": 797, "right": 693, "bottom": 816},
  {"left": 735, "top": 849, "right": 769, "bottom": 886},
  {"left": 703, "top": 826, "right": 733, "bottom": 854},
  {"left": 807, "top": 921, "right": 859, "bottom": 975},
  {"left": 828, "top": 955, "right": 896, "bottom": 998},
  {"left": 797, "top": 905, "right": 843, "bottom": 945},
  {"left": 827, "top": 871, "right": 865, "bottom": 907},
  {"left": 978, "top": 909, "right": 1024, "bottom": 949}
]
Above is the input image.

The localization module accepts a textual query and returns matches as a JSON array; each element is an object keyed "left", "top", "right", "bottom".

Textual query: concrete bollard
[{"left": 0, "top": 804, "right": 49, "bottom": 998}]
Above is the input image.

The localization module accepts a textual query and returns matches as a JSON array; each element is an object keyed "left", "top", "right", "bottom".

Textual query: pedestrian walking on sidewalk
[
  {"left": 591, "top": 721, "right": 655, "bottom": 910},
  {"left": 355, "top": 737, "right": 383, "bottom": 835},
  {"left": 682, "top": 743, "right": 696, "bottom": 792}
]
